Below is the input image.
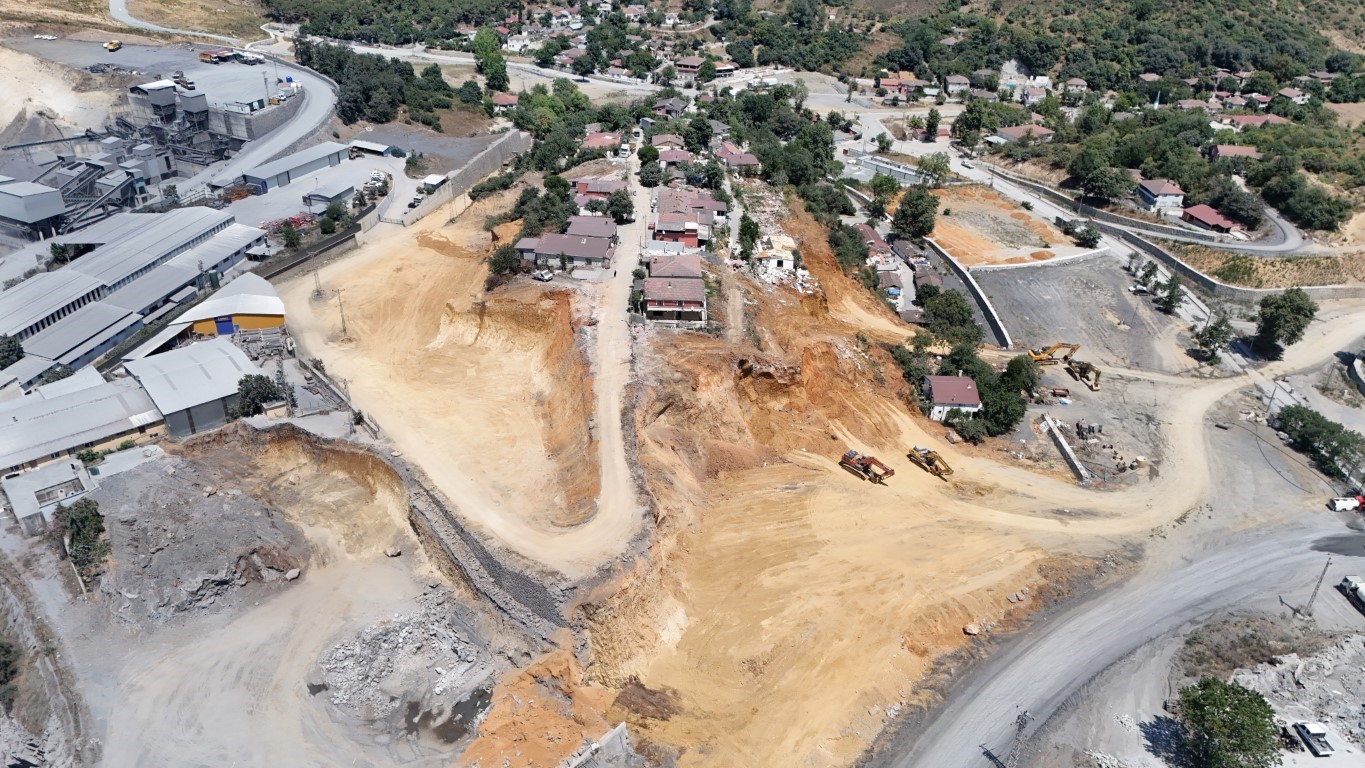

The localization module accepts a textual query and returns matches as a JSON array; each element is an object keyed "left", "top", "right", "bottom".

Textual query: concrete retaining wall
[
  {"left": 1096, "top": 224, "right": 1365, "bottom": 302},
  {"left": 924, "top": 237, "right": 1013, "bottom": 349},
  {"left": 969, "top": 247, "right": 1110, "bottom": 272},
  {"left": 1042, "top": 413, "right": 1092, "bottom": 485}
]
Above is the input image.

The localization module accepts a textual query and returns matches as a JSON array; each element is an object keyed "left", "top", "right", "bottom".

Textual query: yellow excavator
[
  {"left": 907, "top": 446, "right": 953, "bottom": 478},
  {"left": 1065, "top": 359, "right": 1102, "bottom": 391},
  {"left": 1028, "top": 343, "right": 1080, "bottom": 366}
]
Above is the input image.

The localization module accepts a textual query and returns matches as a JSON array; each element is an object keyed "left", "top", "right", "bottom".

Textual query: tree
[
  {"left": 232, "top": 374, "right": 283, "bottom": 418},
  {"left": 52, "top": 497, "right": 109, "bottom": 578},
  {"left": 0, "top": 335, "right": 21, "bottom": 369},
  {"left": 639, "top": 161, "right": 663, "bottom": 188},
  {"left": 892, "top": 186, "right": 939, "bottom": 239},
  {"left": 1254, "top": 287, "right": 1318, "bottom": 357},
  {"left": 637, "top": 144, "right": 659, "bottom": 163},
  {"left": 1082, "top": 166, "right": 1135, "bottom": 201},
  {"left": 1194, "top": 314, "right": 1234, "bottom": 362},
  {"left": 875, "top": 133, "right": 894, "bottom": 152},
  {"left": 1139, "top": 261, "right": 1160, "bottom": 287},
  {"left": 606, "top": 190, "right": 634, "bottom": 224},
  {"left": 999, "top": 355, "right": 1040, "bottom": 394},
  {"left": 473, "top": 27, "right": 500, "bottom": 72},
  {"left": 50, "top": 242, "right": 72, "bottom": 265},
  {"left": 695, "top": 59, "right": 717, "bottom": 83},
  {"left": 1276, "top": 404, "right": 1365, "bottom": 478},
  {"left": 319, "top": 217, "right": 337, "bottom": 235},
  {"left": 1156, "top": 274, "right": 1184, "bottom": 314},
  {"left": 922, "top": 289, "right": 983, "bottom": 347},
  {"left": 484, "top": 53, "right": 510, "bottom": 92},
  {"left": 280, "top": 221, "right": 301, "bottom": 249},
  {"left": 38, "top": 365, "right": 74, "bottom": 384},
  {"left": 870, "top": 173, "right": 899, "bottom": 199},
  {"left": 1177, "top": 678, "right": 1280, "bottom": 768},
  {"left": 916, "top": 153, "right": 951, "bottom": 186},
  {"left": 1073, "top": 225, "right": 1101, "bottom": 248},
  {"left": 739, "top": 213, "right": 760, "bottom": 258},
  {"left": 456, "top": 79, "right": 484, "bottom": 105},
  {"left": 488, "top": 243, "right": 522, "bottom": 275},
  {"left": 923, "top": 108, "right": 940, "bottom": 142}
]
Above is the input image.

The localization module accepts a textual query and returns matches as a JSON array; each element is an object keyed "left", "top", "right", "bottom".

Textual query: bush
[
  {"left": 232, "top": 374, "right": 282, "bottom": 418},
  {"left": 319, "top": 217, "right": 336, "bottom": 235},
  {"left": 51, "top": 498, "right": 109, "bottom": 579},
  {"left": 1177, "top": 678, "right": 1280, "bottom": 768},
  {"left": 0, "top": 638, "right": 18, "bottom": 712}
]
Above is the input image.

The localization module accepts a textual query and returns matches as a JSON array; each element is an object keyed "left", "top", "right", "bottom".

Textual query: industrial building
[
  {"left": 0, "top": 207, "right": 266, "bottom": 389},
  {"left": 0, "top": 177, "right": 67, "bottom": 238},
  {"left": 124, "top": 337, "right": 263, "bottom": 436},
  {"left": 240, "top": 142, "right": 350, "bottom": 192},
  {"left": 1, "top": 459, "right": 96, "bottom": 536},
  {"left": 0, "top": 373, "right": 163, "bottom": 475},
  {"left": 123, "top": 273, "right": 285, "bottom": 359}
]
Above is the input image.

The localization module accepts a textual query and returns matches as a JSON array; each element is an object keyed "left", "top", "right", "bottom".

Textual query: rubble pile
[
  {"left": 1230, "top": 635, "right": 1365, "bottom": 746},
  {"left": 92, "top": 459, "right": 308, "bottom": 627},
  {"left": 315, "top": 585, "right": 494, "bottom": 723}
]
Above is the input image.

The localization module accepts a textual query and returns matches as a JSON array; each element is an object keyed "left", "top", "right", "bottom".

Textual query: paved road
[{"left": 107, "top": 0, "right": 238, "bottom": 44}]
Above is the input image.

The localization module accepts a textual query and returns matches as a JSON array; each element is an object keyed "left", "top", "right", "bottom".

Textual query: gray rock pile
[{"left": 1230, "top": 635, "right": 1365, "bottom": 746}]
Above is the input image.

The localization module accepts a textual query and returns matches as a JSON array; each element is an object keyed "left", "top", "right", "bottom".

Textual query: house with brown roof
[
  {"left": 1276, "top": 87, "right": 1310, "bottom": 105},
  {"left": 642, "top": 277, "right": 706, "bottom": 323},
  {"left": 1221, "top": 113, "right": 1291, "bottom": 131},
  {"left": 581, "top": 132, "right": 622, "bottom": 150},
  {"left": 944, "top": 74, "right": 971, "bottom": 95},
  {"left": 1064, "top": 77, "right": 1088, "bottom": 93},
  {"left": 490, "top": 92, "right": 519, "bottom": 112},
  {"left": 675, "top": 55, "right": 705, "bottom": 78},
  {"left": 649, "top": 252, "right": 703, "bottom": 279},
  {"left": 922, "top": 375, "right": 982, "bottom": 422},
  {"left": 566, "top": 215, "right": 619, "bottom": 241},
  {"left": 651, "top": 134, "right": 686, "bottom": 149},
  {"left": 657, "top": 149, "right": 694, "bottom": 167},
  {"left": 1135, "top": 179, "right": 1185, "bottom": 211},
  {"left": 1182, "top": 204, "right": 1239, "bottom": 233},
  {"left": 517, "top": 232, "right": 615, "bottom": 268}
]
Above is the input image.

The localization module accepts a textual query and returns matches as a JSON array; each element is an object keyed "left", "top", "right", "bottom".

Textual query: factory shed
[
  {"left": 0, "top": 377, "right": 163, "bottom": 473},
  {"left": 124, "top": 338, "right": 262, "bottom": 437},
  {"left": 240, "top": 141, "right": 349, "bottom": 192},
  {"left": 21, "top": 303, "right": 143, "bottom": 370}
]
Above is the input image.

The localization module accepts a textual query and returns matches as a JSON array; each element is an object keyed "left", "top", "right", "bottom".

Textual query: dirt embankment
[{"left": 572, "top": 211, "right": 1092, "bottom": 767}]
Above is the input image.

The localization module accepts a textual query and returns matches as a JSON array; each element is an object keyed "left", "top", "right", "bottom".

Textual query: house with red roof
[
  {"left": 1182, "top": 204, "right": 1239, "bottom": 233},
  {"left": 923, "top": 375, "right": 982, "bottom": 422}
]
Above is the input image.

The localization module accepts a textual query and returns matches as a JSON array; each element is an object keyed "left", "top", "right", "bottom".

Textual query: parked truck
[
  {"left": 1293, "top": 722, "right": 1335, "bottom": 757},
  {"left": 1340, "top": 575, "right": 1365, "bottom": 613},
  {"left": 1329, "top": 494, "right": 1364, "bottom": 512}
]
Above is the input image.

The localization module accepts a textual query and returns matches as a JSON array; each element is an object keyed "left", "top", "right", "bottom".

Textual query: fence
[{"left": 923, "top": 237, "right": 1013, "bottom": 349}]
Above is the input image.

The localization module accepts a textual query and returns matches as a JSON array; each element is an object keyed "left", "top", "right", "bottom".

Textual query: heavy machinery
[
  {"left": 1028, "top": 343, "right": 1080, "bottom": 366},
  {"left": 839, "top": 450, "right": 894, "bottom": 484},
  {"left": 1065, "top": 359, "right": 1102, "bottom": 391},
  {"left": 907, "top": 446, "right": 953, "bottom": 478},
  {"left": 103, "top": 40, "right": 122, "bottom": 51}
]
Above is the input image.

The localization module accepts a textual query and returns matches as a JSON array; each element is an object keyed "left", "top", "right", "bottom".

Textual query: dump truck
[
  {"left": 103, "top": 40, "right": 122, "bottom": 51},
  {"left": 1028, "top": 343, "right": 1080, "bottom": 366},
  {"left": 1329, "top": 494, "right": 1364, "bottom": 511},
  {"left": 1293, "top": 722, "right": 1335, "bottom": 757},
  {"left": 839, "top": 450, "right": 894, "bottom": 484},
  {"left": 907, "top": 446, "right": 953, "bottom": 478}
]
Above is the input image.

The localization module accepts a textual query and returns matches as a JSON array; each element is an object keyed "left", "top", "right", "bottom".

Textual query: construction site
[{"left": 1, "top": 22, "right": 1364, "bottom": 768}]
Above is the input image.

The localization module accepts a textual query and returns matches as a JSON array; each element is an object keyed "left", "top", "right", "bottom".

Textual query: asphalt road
[
  {"left": 107, "top": 0, "right": 238, "bottom": 44},
  {"left": 873, "top": 518, "right": 1365, "bottom": 768}
]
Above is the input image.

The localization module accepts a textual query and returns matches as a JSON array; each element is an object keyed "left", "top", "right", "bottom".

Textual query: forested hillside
[{"left": 265, "top": 0, "right": 516, "bottom": 44}]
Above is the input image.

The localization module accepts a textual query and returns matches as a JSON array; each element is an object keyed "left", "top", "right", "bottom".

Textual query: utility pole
[
  {"left": 1004, "top": 709, "right": 1032, "bottom": 768},
  {"left": 1305, "top": 555, "right": 1333, "bottom": 618},
  {"left": 337, "top": 288, "right": 350, "bottom": 341}
]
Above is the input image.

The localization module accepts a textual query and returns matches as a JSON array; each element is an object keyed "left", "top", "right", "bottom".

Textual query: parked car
[{"left": 531, "top": 270, "right": 554, "bottom": 282}]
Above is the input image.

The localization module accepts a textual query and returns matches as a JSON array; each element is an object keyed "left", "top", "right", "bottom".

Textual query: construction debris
[{"left": 1230, "top": 635, "right": 1365, "bottom": 748}]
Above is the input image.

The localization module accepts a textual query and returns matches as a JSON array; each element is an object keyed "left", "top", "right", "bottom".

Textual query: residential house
[
  {"left": 1135, "top": 179, "right": 1185, "bottom": 212},
  {"left": 581, "top": 132, "right": 622, "bottom": 151},
  {"left": 1182, "top": 204, "right": 1239, "bottom": 233},
  {"left": 1276, "top": 87, "right": 1311, "bottom": 105},
  {"left": 566, "top": 215, "right": 620, "bottom": 240},
  {"left": 657, "top": 149, "right": 694, "bottom": 167},
  {"left": 653, "top": 97, "right": 688, "bottom": 118},
  {"left": 713, "top": 61, "right": 739, "bottom": 77},
  {"left": 718, "top": 151, "right": 760, "bottom": 171},
  {"left": 651, "top": 134, "right": 686, "bottom": 150},
  {"left": 708, "top": 119, "right": 730, "bottom": 140},
  {"left": 923, "top": 375, "right": 982, "bottom": 422},
  {"left": 650, "top": 212, "right": 707, "bottom": 247},
  {"left": 1064, "top": 77, "right": 1088, "bottom": 93},
  {"left": 490, "top": 92, "right": 519, "bottom": 112},
  {"left": 555, "top": 47, "right": 590, "bottom": 67},
  {"left": 642, "top": 277, "right": 706, "bottom": 323},
  {"left": 516, "top": 233, "right": 614, "bottom": 268},
  {"left": 656, "top": 189, "right": 728, "bottom": 220},
  {"left": 944, "top": 74, "right": 971, "bottom": 95},
  {"left": 969, "top": 88, "right": 1000, "bottom": 102},
  {"left": 1221, "top": 113, "right": 1291, "bottom": 131},
  {"left": 1138, "top": 73, "right": 1161, "bottom": 84},
  {"left": 995, "top": 124, "right": 1055, "bottom": 143},
  {"left": 1248, "top": 93, "right": 1273, "bottom": 109},
  {"left": 1020, "top": 86, "right": 1047, "bottom": 106},
  {"left": 505, "top": 34, "right": 535, "bottom": 53},
  {"left": 675, "top": 55, "right": 705, "bottom": 79},
  {"left": 1176, "top": 98, "right": 1213, "bottom": 112},
  {"left": 572, "top": 178, "right": 628, "bottom": 199}
]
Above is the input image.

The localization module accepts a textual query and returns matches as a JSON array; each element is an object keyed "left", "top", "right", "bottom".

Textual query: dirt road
[{"left": 872, "top": 302, "right": 1365, "bottom": 768}]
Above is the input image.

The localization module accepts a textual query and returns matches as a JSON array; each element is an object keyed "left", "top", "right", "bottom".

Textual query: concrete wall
[
  {"left": 923, "top": 237, "right": 1014, "bottom": 349},
  {"left": 1097, "top": 224, "right": 1365, "bottom": 302},
  {"left": 392, "top": 131, "right": 534, "bottom": 227},
  {"left": 1042, "top": 413, "right": 1092, "bottom": 485}
]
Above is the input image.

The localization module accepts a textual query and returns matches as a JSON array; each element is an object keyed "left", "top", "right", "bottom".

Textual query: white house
[
  {"left": 1135, "top": 179, "right": 1185, "bottom": 212},
  {"left": 923, "top": 375, "right": 982, "bottom": 422}
]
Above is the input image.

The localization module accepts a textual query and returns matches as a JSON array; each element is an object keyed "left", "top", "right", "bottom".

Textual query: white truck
[
  {"left": 1341, "top": 575, "right": 1365, "bottom": 613},
  {"left": 1329, "top": 494, "right": 1364, "bottom": 511},
  {"left": 1294, "top": 722, "right": 1335, "bottom": 757}
]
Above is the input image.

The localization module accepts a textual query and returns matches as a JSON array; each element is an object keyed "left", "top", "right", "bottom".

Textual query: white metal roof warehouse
[
  {"left": 124, "top": 338, "right": 262, "bottom": 436},
  {"left": 0, "top": 271, "right": 106, "bottom": 339},
  {"left": 0, "top": 378, "right": 161, "bottom": 472},
  {"left": 240, "top": 141, "right": 350, "bottom": 191},
  {"left": 66, "top": 207, "right": 234, "bottom": 291}
]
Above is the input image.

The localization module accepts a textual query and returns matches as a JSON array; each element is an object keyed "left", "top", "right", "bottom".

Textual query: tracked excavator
[
  {"left": 839, "top": 450, "right": 894, "bottom": 484},
  {"left": 907, "top": 446, "right": 954, "bottom": 478},
  {"left": 1028, "top": 343, "right": 1080, "bottom": 366},
  {"left": 1065, "top": 359, "right": 1102, "bottom": 391}
]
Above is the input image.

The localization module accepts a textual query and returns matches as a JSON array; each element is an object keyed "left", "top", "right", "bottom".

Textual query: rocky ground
[
  {"left": 314, "top": 584, "right": 496, "bottom": 735},
  {"left": 89, "top": 457, "right": 310, "bottom": 628},
  {"left": 1232, "top": 634, "right": 1365, "bottom": 751}
]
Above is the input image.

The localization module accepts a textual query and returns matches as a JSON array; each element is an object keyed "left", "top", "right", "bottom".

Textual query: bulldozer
[
  {"left": 907, "top": 446, "right": 953, "bottom": 478},
  {"left": 1065, "top": 359, "right": 1102, "bottom": 391},
  {"left": 1028, "top": 343, "right": 1080, "bottom": 366},
  {"left": 839, "top": 450, "right": 894, "bottom": 484}
]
